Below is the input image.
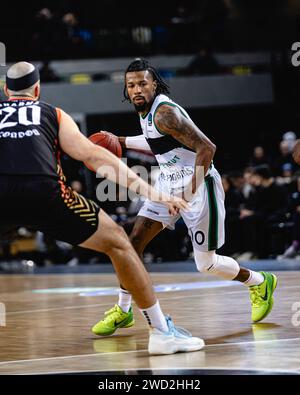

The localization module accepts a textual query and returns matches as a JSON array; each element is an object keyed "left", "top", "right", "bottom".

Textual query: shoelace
[
  {"left": 104, "top": 305, "right": 119, "bottom": 316},
  {"left": 102, "top": 305, "right": 123, "bottom": 324},
  {"left": 173, "top": 326, "right": 192, "bottom": 337},
  {"left": 165, "top": 315, "right": 192, "bottom": 337},
  {"left": 250, "top": 287, "right": 262, "bottom": 308}
]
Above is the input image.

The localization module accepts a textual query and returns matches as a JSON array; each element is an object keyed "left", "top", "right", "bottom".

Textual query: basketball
[{"left": 85, "top": 131, "right": 122, "bottom": 171}]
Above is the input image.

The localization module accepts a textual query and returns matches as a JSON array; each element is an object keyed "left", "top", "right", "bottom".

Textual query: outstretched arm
[
  {"left": 58, "top": 109, "right": 187, "bottom": 213},
  {"left": 154, "top": 104, "right": 216, "bottom": 194}
]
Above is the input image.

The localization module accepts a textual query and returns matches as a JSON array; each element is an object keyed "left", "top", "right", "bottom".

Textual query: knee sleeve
[{"left": 194, "top": 250, "right": 240, "bottom": 280}]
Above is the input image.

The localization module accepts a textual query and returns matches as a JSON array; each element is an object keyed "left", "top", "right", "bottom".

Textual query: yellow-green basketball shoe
[
  {"left": 92, "top": 305, "right": 135, "bottom": 336},
  {"left": 250, "top": 271, "right": 277, "bottom": 323}
]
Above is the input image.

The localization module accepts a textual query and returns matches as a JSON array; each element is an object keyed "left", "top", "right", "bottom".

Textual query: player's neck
[
  {"left": 138, "top": 98, "right": 155, "bottom": 117},
  {"left": 9, "top": 94, "right": 36, "bottom": 101},
  {"left": 139, "top": 109, "right": 149, "bottom": 118}
]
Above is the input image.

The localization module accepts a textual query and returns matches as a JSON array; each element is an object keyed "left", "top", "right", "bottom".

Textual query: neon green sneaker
[
  {"left": 250, "top": 271, "right": 277, "bottom": 323},
  {"left": 91, "top": 305, "right": 135, "bottom": 336}
]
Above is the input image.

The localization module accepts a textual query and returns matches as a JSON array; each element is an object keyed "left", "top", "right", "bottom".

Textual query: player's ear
[
  {"left": 34, "top": 82, "right": 40, "bottom": 99},
  {"left": 153, "top": 80, "right": 157, "bottom": 92}
]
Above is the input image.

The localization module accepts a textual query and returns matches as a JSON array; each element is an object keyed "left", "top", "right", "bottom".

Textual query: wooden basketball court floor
[{"left": 0, "top": 270, "right": 299, "bottom": 375}]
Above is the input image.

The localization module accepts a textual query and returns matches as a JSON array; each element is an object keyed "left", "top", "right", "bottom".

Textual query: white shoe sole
[{"left": 148, "top": 336, "right": 205, "bottom": 355}]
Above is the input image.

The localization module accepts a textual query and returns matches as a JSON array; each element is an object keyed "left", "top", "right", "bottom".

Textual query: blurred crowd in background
[{"left": 1, "top": 0, "right": 298, "bottom": 60}]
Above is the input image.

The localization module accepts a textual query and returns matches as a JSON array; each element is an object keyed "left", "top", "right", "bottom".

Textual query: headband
[{"left": 6, "top": 68, "right": 40, "bottom": 91}]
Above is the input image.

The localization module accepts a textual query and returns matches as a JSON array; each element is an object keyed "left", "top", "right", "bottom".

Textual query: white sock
[
  {"left": 140, "top": 300, "right": 168, "bottom": 332},
  {"left": 118, "top": 289, "right": 132, "bottom": 313},
  {"left": 243, "top": 270, "right": 264, "bottom": 286}
]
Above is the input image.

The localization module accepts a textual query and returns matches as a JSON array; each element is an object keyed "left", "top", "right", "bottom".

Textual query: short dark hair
[
  {"left": 253, "top": 164, "right": 272, "bottom": 179},
  {"left": 123, "top": 58, "right": 170, "bottom": 101}
]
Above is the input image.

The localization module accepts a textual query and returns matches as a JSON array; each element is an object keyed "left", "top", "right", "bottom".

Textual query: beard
[{"left": 133, "top": 101, "right": 147, "bottom": 113}]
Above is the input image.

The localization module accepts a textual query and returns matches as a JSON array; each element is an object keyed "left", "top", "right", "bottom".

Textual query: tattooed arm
[{"left": 154, "top": 104, "right": 216, "bottom": 195}]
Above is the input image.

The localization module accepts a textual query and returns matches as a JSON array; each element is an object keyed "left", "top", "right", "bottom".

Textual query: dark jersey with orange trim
[{"left": 0, "top": 99, "right": 61, "bottom": 178}]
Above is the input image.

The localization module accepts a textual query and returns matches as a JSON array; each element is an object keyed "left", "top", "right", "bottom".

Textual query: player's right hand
[
  {"left": 157, "top": 193, "right": 189, "bottom": 215},
  {"left": 98, "top": 131, "right": 127, "bottom": 149}
]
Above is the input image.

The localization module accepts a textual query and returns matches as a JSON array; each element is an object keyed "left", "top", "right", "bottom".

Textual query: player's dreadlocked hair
[{"left": 123, "top": 58, "right": 170, "bottom": 102}]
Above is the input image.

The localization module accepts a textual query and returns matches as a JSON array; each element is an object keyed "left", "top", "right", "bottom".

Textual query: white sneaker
[{"left": 148, "top": 316, "right": 205, "bottom": 355}]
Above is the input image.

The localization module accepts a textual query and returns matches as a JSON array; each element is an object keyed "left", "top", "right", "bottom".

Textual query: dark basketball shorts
[{"left": 0, "top": 176, "right": 100, "bottom": 245}]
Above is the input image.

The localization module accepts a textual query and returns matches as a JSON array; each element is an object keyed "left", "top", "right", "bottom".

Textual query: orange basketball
[{"left": 85, "top": 131, "right": 122, "bottom": 172}]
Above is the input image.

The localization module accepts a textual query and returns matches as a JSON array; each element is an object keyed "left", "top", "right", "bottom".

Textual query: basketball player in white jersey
[{"left": 92, "top": 59, "right": 277, "bottom": 336}]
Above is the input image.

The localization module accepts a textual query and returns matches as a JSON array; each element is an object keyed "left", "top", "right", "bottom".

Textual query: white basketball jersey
[{"left": 139, "top": 94, "right": 214, "bottom": 195}]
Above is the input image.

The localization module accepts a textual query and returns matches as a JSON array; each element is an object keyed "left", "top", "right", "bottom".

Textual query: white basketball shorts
[{"left": 138, "top": 168, "right": 225, "bottom": 252}]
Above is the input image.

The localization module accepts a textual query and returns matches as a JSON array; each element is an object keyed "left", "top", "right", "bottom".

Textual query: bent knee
[
  {"left": 194, "top": 250, "right": 240, "bottom": 280},
  {"left": 103, "top": 224, "right": 131, "bottom": 254},
  {"left": 194, "top": 251, "right": 215, "bottom": 272}
]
